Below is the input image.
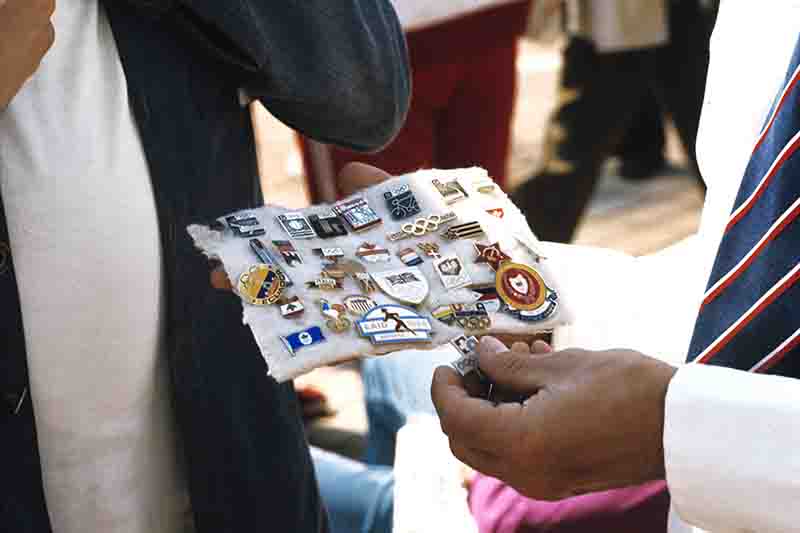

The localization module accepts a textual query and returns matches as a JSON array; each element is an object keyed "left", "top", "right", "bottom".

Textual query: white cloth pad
[{"left": 188, "top": 168, "right": 570, "bottom": 381}]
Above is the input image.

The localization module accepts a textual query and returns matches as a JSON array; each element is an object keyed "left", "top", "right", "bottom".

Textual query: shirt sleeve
[
  {"left": 664, "top": 363, "right": 800, "bottom": 532},
  {"left": 165, "top": 0, "right": 411, "bottom": 152},
  {"left": 546, "top": 236, "right": 706, "bottom": 366}
]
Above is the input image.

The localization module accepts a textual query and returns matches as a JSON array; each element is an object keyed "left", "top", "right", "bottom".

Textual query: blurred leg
[
  {"left": 436, "top": 38, "right": 519, "bottom": 189},
  {"left": 361, "top": 350, "right": 457, "bottom": 466},
  {"left": 650, "top": 0, "right": 715, "bottom": 190},
  {"left": 511, "top": 38, "right": 649, "bottom": 242},
  {"left": 311, "top": 447, "right": 394, "bottom": 533},
  {"left": 616, "top": 93, "right": 667, "bottom": 181}
]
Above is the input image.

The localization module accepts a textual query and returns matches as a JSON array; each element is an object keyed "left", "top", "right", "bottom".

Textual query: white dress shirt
[{"left": 550, "top": 1, "right": 800, "bottom": 531}]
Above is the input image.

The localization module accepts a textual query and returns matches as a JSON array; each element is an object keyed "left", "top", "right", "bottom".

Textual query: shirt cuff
[{"left": 664, "top": 364, "right": 800, "bottom": 532}]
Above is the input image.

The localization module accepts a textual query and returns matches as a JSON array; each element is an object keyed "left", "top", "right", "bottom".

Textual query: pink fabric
[{"left": 468, "top": 476, "right": 669, "bottom": 533}]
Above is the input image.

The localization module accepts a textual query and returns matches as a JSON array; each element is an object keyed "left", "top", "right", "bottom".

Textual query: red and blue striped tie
[{"left": 687, "top": 38, "right": 800, "bottom": 377}]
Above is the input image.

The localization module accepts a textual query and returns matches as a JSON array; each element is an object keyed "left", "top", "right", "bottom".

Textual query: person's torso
[
  {"left": 671, "top": 3, "right": 800, "bottom": 532},
  {"left": 0, "top": 1, "right": 189, "bottom": 531}
]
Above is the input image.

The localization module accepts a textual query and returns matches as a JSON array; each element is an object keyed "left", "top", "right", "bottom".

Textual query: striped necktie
[{"left": 687, "top": 37, "right": 800, "bottom": 378}]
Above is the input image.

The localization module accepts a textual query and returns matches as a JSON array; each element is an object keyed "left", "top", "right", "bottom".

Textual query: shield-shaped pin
[
  {"left": 372, "top": 267, "right": 430, "bottom": 305},
  {"left": 434, "top": 255, "right": 472, "bottom": 290}
]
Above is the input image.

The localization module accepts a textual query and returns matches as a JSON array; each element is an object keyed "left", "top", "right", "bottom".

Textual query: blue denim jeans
[{"left": 313, "top": 350, "right": 455, "bottom": 533}]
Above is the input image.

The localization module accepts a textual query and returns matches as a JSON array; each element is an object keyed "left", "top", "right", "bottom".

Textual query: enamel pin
[
  {"left": 279, "top": 296, "right": 305, "bottom": 318},
  {"left": 313, "top": 247, "right": 345, "bottom": 264},
  {"left": 504, "top": 288, "right": 559, "bottom": 323},
  {"left": 384, "top": 184, "right": 421, "bottom": 220},
  {"left": 450, "top": 335, "right": 480, "bottom": 376},
  {"left": 308, "top": 212, "right": 349, "bottom": 238},
  {"left": 372, "top": 267, "right": 429, "bottom": 305},
  {"left": 432, "top": 179, "right": 468, "bottom": 204},
  {"left": 354, "top": 273, "right": 378, "bottom": 293},
  {"left": 250, "top": 238, "right": 277, "bottom": 264},
  {"left": 251, "top": 238, "right": 294, "bottom": 287},
  {"left": 305, "top": 276, "right": 344, "bottom": 290},
  {"left": 319, "top": 299, "right": 352, "bottom": 333},
  {"left": 441, "top": 221, "right": 484, "bottom": 241},
  {"left": 433, "top": 254, "right": 472, "bottom": 290},
  {"left": 432, "top": 303, "right": 490, "bottom": 330},
  {"left": 467, "top": 174, "right": 497, "bottom": 194},
  {"left": 476, "top": 292, "right": 502, "bottom": 313},
  {"left": 387, "top": 212, "right": 457, "bottom": 241},
  {"left": 397, "top": 248, "right": 423, "bottom": 266},
  {"left": 237, "top": 265, "right": 287, "bottom": 305},
  {"left": 356, "top": 242, "right": 391, "bottom": 263},
  {"left": 277, "top": 212, "right": 316, "bottom": 239},
  {"left": 337, "top": 259, "right": 378, "bottom": 293},
  {"left": 356, "top": 304, "right": 433, "bottom": 345},
  {"left": 226, "top": 214, "right": 265, "bottom": 238},
  {"left": 273, "top": 240, "right": 303, "bottom": 266},
  {"left": 417, "top": 242, "right": 441, "bottom": 258},
  {"left": 281, "top": 326, "right": 326, "bottom": 357},
  {"left": 451, "top": 334, "right": 479, "bottom": 356},
  {"left": 474, "top": 242, "right": 512, "bottom": 271},
  {"left": 495, "top": 262, "right": 548, "bottom": 311},
  {"left": 332, "top": 196, "right": 382, "bottom": 232},
  {"left": 343, "top": 295, "right": 377, "bottom": 317}
]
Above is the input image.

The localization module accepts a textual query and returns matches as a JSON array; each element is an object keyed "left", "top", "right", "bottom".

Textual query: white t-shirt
[{"left": 0, "top": 1, "right": 189, "bottom": 531}]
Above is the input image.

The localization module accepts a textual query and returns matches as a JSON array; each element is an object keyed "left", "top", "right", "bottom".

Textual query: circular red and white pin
[{"left": 495, "top": 262, "right": 546, "bottom": 311}]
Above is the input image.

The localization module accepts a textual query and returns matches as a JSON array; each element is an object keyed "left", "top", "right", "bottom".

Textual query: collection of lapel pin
[{"left": 221, "top": 175, "right": 558, "bottom": 360}]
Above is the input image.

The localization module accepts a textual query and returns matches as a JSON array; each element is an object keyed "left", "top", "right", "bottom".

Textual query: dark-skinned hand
[
  {"left": 0, "top": 0, "right": 55, "bottom": 110},
  {"left": 431, "top": 336, "right": 677, "bottom": 500}
]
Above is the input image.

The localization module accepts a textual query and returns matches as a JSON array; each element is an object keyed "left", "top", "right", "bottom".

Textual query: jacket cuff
[{"left": 664, "top": 364, "right": 800, "bottom": 532}]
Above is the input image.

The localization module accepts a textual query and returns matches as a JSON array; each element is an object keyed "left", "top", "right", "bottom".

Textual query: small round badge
[
  {"left": 237, "top": 264, "right": 287, "bottom": 305},
  {"left": 495, "top": 262, "right": 546, "bottom": 311}
]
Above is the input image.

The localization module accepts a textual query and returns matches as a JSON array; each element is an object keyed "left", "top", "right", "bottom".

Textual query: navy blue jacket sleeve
[{"left": 161, "top": 0, "right": 411, "bottom": 152}]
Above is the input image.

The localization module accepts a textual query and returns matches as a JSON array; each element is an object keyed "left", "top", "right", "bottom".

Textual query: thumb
[{"left": 478, "top": 337, "right": 548, "bottom": 394}]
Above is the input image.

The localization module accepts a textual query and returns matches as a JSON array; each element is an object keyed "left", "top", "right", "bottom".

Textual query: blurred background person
[
  {"left": 512, "top": 0, "right": 717, "bottom": 243},
  {"left": 298, "top": 0, "right": 533, "bottom": 202}
]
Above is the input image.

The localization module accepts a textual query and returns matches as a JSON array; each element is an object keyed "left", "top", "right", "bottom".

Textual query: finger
[
  {"left": 337, "top": 162, "right": 392, "bottom": 196},
  {"left": 511, "top": 341, "right": 531, "bottom": 354},
  {"left": 485, "top": 332, "right": 543, "bottom": 348},
  {"left": 532, "top": 340, "right": 553, "bottom": 354},
  {"left": 431, "top": 366, "right": 524, "bottom": 452},
  {"left": 478, "top": 340, "right": 550, "bottom": 394},
  {"left": 477, "top": 335, "right": 508, "bottom": 355}
]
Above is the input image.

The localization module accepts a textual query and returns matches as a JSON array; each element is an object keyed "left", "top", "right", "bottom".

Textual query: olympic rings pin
[{"left": 387, "top": 212, "right": 456, "bottom": 241}]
